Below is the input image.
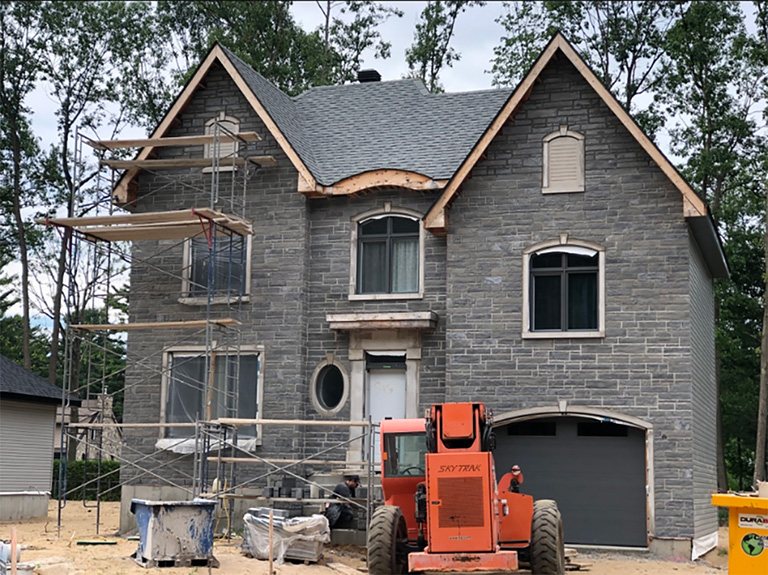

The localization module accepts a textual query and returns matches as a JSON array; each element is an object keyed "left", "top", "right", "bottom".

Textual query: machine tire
[
  {"left": 367, "top": 505, "right": 408, "bottom": 574},
  {"left": 530, "top": 499, "right": 565, "bottom": 575}
]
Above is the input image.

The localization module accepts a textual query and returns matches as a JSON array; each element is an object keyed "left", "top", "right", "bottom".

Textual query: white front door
[{"left": 367, "top": 368, "right": 407, "bottom": 462}]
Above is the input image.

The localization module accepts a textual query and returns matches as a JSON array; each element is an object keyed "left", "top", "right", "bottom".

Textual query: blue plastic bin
[{"left": 130, "top": 499, "right": 218, "bottom": 567}]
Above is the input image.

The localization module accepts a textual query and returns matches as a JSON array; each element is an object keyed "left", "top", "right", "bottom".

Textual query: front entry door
[{"left": 367, "top": 367, "right": 406, "bottom": 462}]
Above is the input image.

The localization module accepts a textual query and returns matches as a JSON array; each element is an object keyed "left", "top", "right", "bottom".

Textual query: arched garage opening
[{"left": 494, "top": 409, "right": 650, "bottom": 547}]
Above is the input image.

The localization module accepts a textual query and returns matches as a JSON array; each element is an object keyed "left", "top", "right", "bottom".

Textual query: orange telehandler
[{"left": 367, "top": 402, "right": 565, "bottom": 574}]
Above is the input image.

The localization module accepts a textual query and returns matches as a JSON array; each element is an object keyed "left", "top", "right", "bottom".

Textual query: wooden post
[
  {"left": 268, "top": 509, "right": 274, "bottom": 574},
  {"left": 11, "top": 526, "right": 17, "bottom": 575}
]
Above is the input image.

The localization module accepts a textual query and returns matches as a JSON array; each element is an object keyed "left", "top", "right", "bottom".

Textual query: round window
[{"left": 316, "top": 365, "right": 345, "bottom": 411}]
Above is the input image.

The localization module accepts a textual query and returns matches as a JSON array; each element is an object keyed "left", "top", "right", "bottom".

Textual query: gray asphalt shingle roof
[
  {"left": 0, "top": 354, "right": 75, "bottom": 405},
  {"left": 221, "top": 47, "right": 513, "bottom": 186}
]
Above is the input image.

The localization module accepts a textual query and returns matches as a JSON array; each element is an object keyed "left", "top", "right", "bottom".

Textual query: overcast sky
[{"left": 290, "top": 1, "right": 508, "bottom": 91}]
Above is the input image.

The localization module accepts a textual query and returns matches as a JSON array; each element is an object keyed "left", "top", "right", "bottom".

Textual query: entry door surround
[{"left": 348, "top": 330, "right": 422, "bottom": 462}]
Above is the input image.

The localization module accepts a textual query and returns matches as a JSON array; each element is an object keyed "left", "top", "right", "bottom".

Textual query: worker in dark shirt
[{"left": 325, "top": 474, "right": 360, "bottom": 528}]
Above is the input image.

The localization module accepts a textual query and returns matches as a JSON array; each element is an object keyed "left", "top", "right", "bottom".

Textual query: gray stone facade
[{"left": 119, "top": 49, "right": 719, "bottom": 552}]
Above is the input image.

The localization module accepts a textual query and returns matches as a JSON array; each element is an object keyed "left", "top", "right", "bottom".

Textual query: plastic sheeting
[{"left": 242, "top": 512, "right": 330, "bottom": 564}]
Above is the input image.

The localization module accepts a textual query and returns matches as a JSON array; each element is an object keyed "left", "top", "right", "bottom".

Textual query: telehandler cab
[{"left": 367, "top": 402, "right": 565, "bottom": 574}]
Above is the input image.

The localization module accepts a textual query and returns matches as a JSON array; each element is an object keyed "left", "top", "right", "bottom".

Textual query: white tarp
[{"left": 242, "top": 512, "right": 330, "bottom": 564}]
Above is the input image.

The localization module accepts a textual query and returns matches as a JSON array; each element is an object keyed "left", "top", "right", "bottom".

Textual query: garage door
[{"left": 495, "top": 416, "right": 647, "bottom": 547}]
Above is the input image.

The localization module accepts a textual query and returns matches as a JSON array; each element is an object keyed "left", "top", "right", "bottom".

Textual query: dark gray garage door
[{"left": 495, "top": 416, "right": 647, "bottom": 547}]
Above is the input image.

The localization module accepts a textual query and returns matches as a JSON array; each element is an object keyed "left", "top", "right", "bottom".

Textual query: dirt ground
[{"left": 1, "top": 501, "right": 729, "bottom": 574}]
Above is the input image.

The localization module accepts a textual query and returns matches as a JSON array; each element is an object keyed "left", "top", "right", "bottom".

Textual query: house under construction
[{"left": 40, "top": 35, "right": 729, "bottom": 559}]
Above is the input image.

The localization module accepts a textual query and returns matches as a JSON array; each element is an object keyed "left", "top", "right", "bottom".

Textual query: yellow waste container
[{"left": 711, "top": 493, "right": 768, "bottom": 574}]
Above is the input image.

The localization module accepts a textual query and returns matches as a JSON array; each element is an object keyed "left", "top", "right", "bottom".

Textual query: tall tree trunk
[
  {"left": 754, "top": 185, "right": 768, "bottom": 485},
  {"left": 715, "top": 311, "right": 729, "bottom": 489},
  {"left": 9, "top": 120, "right": 31, "bottom": 369},
  {"left": 48, "top": 229, "right": 70, "bottom": 383}
]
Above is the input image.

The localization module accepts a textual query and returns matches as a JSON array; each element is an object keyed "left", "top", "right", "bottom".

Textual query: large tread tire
[
  {"left": 530, "top": 499, "right": 565, "bottom": 575},
  {"left": 367, "top": 505, "right": 408, "bottom": 574}
]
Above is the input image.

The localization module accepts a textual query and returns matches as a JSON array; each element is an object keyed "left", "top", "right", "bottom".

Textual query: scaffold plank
[
  {"left": 101, "top": 155, "right": 276, "bottom": 169},
  {"left": 36, "top": 207, "right": 253, "bottom": 240},
  {"left": 84, "top": 131, "right": 262, "bottom": 149},
  {"left": 73, "top": 319, "right": 241, "bottom": 331}
]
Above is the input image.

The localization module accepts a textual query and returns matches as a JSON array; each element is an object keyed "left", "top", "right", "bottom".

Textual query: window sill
[
  {"left": 202, "top": 165, "right": 238, "bottom": 174},
  {"left": 178, "top": 295, "right": 250, "bottom": 306},
  {"left": 348, "top": 292, "right": 423, "bottom": 301},
  {"left": 522, "top": 330, "right": 604, "bottom": 340},
  {"left": 541, "top": 186, "right": 585, "bottom": 194},
  {"left": 155, "top": 436, "right": 261, "bottom": 454}
]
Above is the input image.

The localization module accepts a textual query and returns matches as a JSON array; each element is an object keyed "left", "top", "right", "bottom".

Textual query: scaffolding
[{"left": 40, "top": 120, "right": 376, "bottom": 537}]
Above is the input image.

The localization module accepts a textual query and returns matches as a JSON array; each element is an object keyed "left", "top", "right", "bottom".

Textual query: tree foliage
[
  {"left": 491, "top": 1, "right": 676, "bottom": 136},
  {"left": 406, "top": 0, "right": 485, "bottom": 93},
  {"left": 157, "top": 1, "right": 327, "bottom": 95},
  {"left": 315, "top": 1, "right": 403, "bottom": 85}
]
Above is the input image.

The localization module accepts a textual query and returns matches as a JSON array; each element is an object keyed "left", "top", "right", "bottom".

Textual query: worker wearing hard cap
[{"left": 498, "top": 464, "right": 524, "bottom": 493}]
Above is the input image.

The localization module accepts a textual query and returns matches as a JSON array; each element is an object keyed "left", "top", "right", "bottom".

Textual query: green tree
[
  {"left": 315, "top": 1, "right": 403, "bottom": 85},
  {"left": 405, "top": 1, "right": 485, "bottom": 93},
  {"left": 157, "top": 1, "right": 329, "bottom": 95},
  {"left": 753, "top": 0, "right": 768, "bottom": 485},
  {"left": 491, "top": 1, "right": 676, "bottom": 136},
  {"left": 0, "top": 1, "right": 50, "bottom": 369},
  {"left": 0, "top": 315, "right": 51, "bottom": 378},
  {"left": 38, "top": 1, "right": 169, "bottom": 384},
  {"left": 661, "top": 0, "right": 767, "bottom": 488}
]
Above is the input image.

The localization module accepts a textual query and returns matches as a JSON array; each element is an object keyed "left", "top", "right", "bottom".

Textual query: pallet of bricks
[{"left": 242, "top": 507, "right": 330, "bottom": 564}]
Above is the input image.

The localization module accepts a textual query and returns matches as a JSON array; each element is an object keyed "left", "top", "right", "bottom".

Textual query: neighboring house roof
[{"left": 0, "top": 354, "right": 80, "bottom": 406}]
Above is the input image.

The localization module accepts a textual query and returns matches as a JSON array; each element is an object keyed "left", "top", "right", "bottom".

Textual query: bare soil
[{"left": 1, "top": 501, "right": 728, "bottom": 574}]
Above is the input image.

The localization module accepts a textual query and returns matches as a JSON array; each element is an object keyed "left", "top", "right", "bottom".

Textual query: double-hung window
[
  {"left": 182, "top": 235, "right": 250, "bottom": 301},
  {"left": 523, "top": 238, "right": 604, "bottom": 338},
  {"left": 352, "top": 209, "right": 423, "bottom": 298},
  {"left": 164, "top": 350, "right": 261, "bottom": 438}
]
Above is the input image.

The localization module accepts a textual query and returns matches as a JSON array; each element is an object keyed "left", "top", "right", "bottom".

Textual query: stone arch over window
[
  {"left": 522, "top": 234, "right": 605, "bottom": 338},
  {"left": 349, "top": 202, "right": 425, "bottom": 300},
  {"left": 204, "top": 112, "right": 240, "bottom": 161},
  {"left": 543, "top": 125, "right": 585, "bottom": 193},
  {"left": 310, "top": 355, "right": 349, "bottom": 416}
]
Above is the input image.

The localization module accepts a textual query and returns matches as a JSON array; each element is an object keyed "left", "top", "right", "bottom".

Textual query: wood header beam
[{"left": 301, "top": 170, "right": 448, "bottom": 198}]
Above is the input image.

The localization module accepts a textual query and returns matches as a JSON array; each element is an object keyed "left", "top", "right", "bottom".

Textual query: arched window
[
  {"left": 543, "top": 126, "right": 585, "bottom": 193},
  {"left": 350, "top": 204, "right": 424, "bottom": 299},
  {"left": 523, "top": 236, "right": 604, "bottom": 338}
]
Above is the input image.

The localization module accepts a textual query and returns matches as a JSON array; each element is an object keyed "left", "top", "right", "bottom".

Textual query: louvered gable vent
[{"left": 543, "top": 126, "right": 585, "bottom": 193}]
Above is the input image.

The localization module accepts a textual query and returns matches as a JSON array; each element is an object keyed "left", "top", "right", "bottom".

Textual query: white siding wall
[
  {"left": 689, "top": 236, "right": 718, "bottom": 539},
  {"left": 0, "top": 400, "right": 56, "bottom": 492}
]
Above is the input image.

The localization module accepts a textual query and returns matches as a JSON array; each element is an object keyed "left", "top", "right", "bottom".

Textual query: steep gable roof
[
  {"left": 424, "top": 33, "right": 709, "bottom": 231},
  {"left": 114, "top": 44, "right": 512, "bottom": 202},
  {"left": 0, "top": 354, "right": 79, "bottom": 406}
]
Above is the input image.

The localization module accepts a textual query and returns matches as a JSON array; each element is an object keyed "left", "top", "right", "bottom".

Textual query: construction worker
[
  {"left": 498, "top": 464, "right": 524, "bottom": 493},
  {"left": 325, "top": 474, "right": 360, "bottom": 528}
]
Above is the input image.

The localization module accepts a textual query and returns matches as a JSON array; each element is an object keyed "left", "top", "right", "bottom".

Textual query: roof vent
[{"left": 357, "top": 69, "right": 381, "bottom": 83}]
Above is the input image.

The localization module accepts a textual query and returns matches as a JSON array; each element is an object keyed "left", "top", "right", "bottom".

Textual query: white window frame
[
  {"left": 158, "top": 344, "right": 265, "bottom": 448},
  {"left": 179, "top": 235, "right": 252, "bottom": 306},
  {"left": 522, "top": 234, "right": 605, "bottom": 339},
  {"left": 310, "top": 354, "right": 350, "bottom": 416},
  {"left": 203, "top": 112, "right": 240, "bottom": 173},
  {"left": 349, "top": 202, "right": 425, "bottom": 300},
  {"left": 542, "top": 125, "right": 585, "bottom": 194}
]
